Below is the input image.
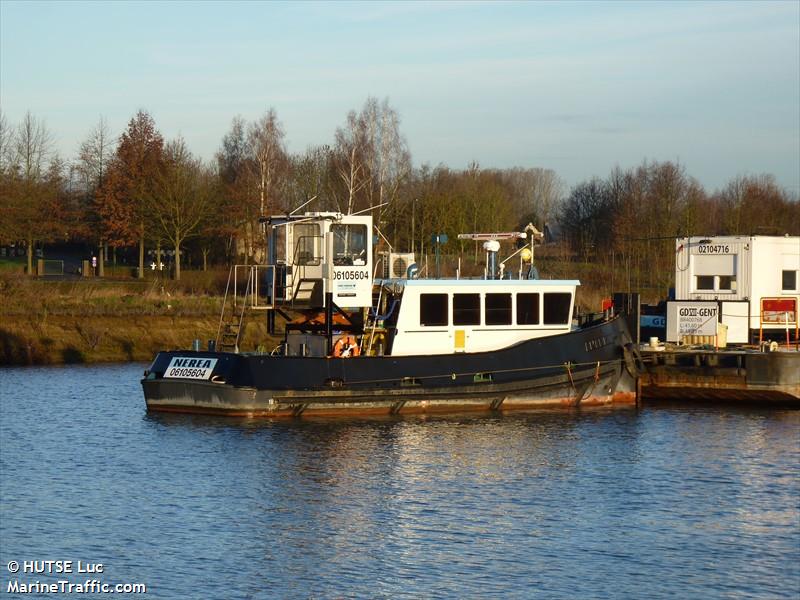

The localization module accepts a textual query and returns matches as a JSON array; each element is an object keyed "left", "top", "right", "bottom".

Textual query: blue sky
[{"left": 1, "top": 0, "right": 798, "bottom": 193}]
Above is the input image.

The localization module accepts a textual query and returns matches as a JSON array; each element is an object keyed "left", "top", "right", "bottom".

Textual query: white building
[{"left": 672, "top": 235, "right": 799, "bottom": 343}]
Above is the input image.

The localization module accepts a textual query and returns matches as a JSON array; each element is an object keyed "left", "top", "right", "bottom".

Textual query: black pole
[{"left": 325, "top": 291, "right": 334, "bottom": 356}]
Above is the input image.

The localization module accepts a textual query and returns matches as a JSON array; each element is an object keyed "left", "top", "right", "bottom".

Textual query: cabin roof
[{"left": 376, "top": 278, "right": 580, "bottom": 288}]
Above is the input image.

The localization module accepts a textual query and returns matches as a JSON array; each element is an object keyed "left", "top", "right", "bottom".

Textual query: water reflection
[{"left": 1, "top": 365, "right": 798, "bottom": 599}]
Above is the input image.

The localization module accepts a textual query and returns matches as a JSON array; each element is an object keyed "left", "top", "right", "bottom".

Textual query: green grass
[
  {"left": 0, "top": 256, "right": 26, "bottom": 273},
  {"left": 0, "top": 273, "right": 224, "bottom": 317}
]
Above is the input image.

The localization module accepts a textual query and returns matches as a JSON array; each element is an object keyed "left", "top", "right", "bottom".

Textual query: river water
[{"left": 0, "top": 364, "right": 798, "bottom": 599}]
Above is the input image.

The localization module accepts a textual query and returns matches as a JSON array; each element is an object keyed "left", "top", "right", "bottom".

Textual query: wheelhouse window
[
  {"left": 783, "top": 270, "right": 797, "bottom": 291},
  {"left": 293, "top": 223, "right": 320, "bottom": 266},
  {"left": 269, "top": 225, "right": 287, "bottom": 264},
  {"left": 453, "top": 293, "right": 480, "bottom": 325},
  {"left": 331, "top": 224, "right": 368, "bottom": 266},
  {"left": 543, "top": 293, "right": 572, "bottom": 325},
  {"left": 485, "top": 293, "right": 511, "bottom": 325},
  {"left": 517, "top": 293, "right": 540, "bottom": 325},
  {"left": 420, "top": 294, "right": 448, "bottom": 326}
]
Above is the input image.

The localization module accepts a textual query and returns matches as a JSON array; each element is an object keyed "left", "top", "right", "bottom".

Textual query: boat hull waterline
[{"left": 142, "top": 318, "right": 638, "bottom": 417}]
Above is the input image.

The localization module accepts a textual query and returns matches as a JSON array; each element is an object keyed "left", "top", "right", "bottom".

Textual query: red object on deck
[{"left": 601, "top": 298, "right": 613, "bottom": 311}]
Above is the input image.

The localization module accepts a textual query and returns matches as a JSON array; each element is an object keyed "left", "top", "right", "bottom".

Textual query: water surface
[{"left": 1, "top": 364, "right": 798, "bottom": 598}]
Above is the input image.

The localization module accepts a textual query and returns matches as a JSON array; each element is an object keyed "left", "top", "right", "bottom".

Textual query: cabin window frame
[
  {"left": 292, "top": 223, "right": 321, "bottom": 266},
  {"left": 516, "top": 292, "right": 541, "bottom": 325},
  {"left": 485, "top": 293, "right": 512, "bottom": 326},
  {"left": 420, "top": 293, "right": 449, "bottom": 327},
  {"left": 331, "top": 223, "right": 369, "bottom": 266},
  {"left": 542, "top": 292, "right": 572, "bottom": 325},
  {"left": 453, "top": 293, "right": 481, "bottom": 326}
]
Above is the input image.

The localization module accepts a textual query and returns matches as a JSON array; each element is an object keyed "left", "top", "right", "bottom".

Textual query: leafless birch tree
[{"left": 78, "top": 117, "right": 114, "bottom": 275}]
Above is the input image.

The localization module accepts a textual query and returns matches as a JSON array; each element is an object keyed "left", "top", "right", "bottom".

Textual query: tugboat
[{"left": 141, "top": 211, "right": 639, "bottom": 417}]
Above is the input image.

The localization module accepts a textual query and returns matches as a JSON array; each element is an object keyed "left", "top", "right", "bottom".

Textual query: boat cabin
[
  {"left": 267, "top": 212, "right": 373, "bottom": 309},
  {"left": 246, "top": 211, "right": 582, "bottom": 358},
  {"left": 373, "top": 278, "right": 578, "bottom": 356}
]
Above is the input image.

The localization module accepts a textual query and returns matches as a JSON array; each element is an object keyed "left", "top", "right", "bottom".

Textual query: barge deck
[{"left": 640, "top": 347, "right": 800, "bottom": 405}]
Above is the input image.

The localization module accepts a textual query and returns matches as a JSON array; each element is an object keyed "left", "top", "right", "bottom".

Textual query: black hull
[{"left": 141, "top": 317, "right": 638, "bottom": 417}]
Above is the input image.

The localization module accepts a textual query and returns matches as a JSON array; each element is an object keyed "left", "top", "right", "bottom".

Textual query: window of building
[
  {"left": 293, "top": 223, "right": 320, "bottom": 265},
  {"left": 420, "top": 294, "right": 448, "bottom": 326},
  {"left": 696, "top": 275, "right": 715, "bottom": 291},
  {"left": 517, "top": 293, "right": 540, "bottom": 325},
  {"left": 453, "top": 294, "right": 480, "bottom": 325},
  {"left": 485, "top": 293, "right": 512, "bottom": 325},
  {"left": 331, "top": 224, "right": 368, "bottom": 266},
  {"left": 695, "top": 275, "right": 736, "bottom": 292},
  {"left": 783, "top": 270, "right": 797, "bottom": 291},
  {"left": 543, "top": 293, "right": 572, "bottom": 325}
]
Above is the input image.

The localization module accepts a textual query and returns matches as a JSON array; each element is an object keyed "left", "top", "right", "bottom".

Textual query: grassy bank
[{"left": 0, "top": 274, "right": 278, "bottom": 365}]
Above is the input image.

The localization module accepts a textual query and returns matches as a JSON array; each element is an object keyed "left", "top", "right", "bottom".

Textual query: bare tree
[
  {"left": 147, "top": 138, "right": 216, "bottom": 280},
  {"left": 336, "top": 97, "right": 411, "bottom": 221},
  {"left": 500, "top": 167, "right": 563, "bottom": 229},
  {"left": 248, "top": 108, "right": 287, "bottom": 215},
  {"left": 0, "top": 110, "right": 13, "bottom": 175},
  {"left": 362, "top": 97, "right": 412, "bottom": 225},
  {"left": 78, "top": 117, "right": 113, "bottom": 190},
  {"left": 77, "top": 117, "right": 114, "bottom": 275},
  {"left": 333, "top": 110, "right": 370, "bottom": 215},
  {"left": 15, "top": 111, "right": 53, "bottom": 183},
  {"left": 287, "top": 144, "right": 336, "bottom": 211},
  {"left": 11, "top": 112, "right": 55, "bottom": 274},
  {"left": 243, "top": 109, "right": 287, "bottom": 262},
  {"left": 215, "top": 116, "right": 250, "bottom": 261}
]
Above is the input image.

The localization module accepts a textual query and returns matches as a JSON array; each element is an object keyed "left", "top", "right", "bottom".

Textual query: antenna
[
  {"left": 351, "top": 202, "right": 388, "bottom": 217},
  {"left": 289, "top": 195, "right": 318, "bottom": 216}
]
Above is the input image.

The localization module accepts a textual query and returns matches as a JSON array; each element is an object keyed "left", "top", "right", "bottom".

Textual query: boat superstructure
[{"left": 142, "top": 211, "right": 639, "bottom": 416}]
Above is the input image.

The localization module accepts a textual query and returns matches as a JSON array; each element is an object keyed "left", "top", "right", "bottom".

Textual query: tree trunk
[
  {"left": 156, "top": 240, "right": 161, "bottom": 274},
  {"left": 138, "top": 234, "right": 145, "bottom": 279},
  {"left": 97, "top": 245, "right": 105, "bottom": 278},
  {"left": 174, "top": 240, "right": 181, "bottom": 280},
  {"left": 27, "top": 238, "right": 33, "bottom": 276},
  {"left": 202, "top": 248, "right": 209, "bottom": 272}
]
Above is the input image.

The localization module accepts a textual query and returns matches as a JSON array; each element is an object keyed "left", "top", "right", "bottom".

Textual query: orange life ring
[{"left": 333, "top": 336, "right": 361, "bottom": 358}]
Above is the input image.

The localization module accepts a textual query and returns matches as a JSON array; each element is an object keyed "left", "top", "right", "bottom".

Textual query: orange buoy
[{"left": 333, "top": 336, "right": 361, "bottom": 358}]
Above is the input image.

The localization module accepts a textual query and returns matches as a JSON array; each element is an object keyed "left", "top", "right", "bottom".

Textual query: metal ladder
[{"left": 216, "top": 267, "right": 254, "bottom": 353}]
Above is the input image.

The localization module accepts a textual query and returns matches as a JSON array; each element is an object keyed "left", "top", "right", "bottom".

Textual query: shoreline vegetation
[{"left": 0, "top": 270, "right": 280, "bottom": 366}]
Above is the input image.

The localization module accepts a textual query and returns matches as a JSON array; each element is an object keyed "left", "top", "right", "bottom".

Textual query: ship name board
[{"left": 164, "top": 357, "right": 218, "bottom": 380}]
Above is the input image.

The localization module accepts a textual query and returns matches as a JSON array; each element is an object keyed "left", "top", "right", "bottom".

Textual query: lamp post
[{"left": 412, "top": 198, "right": 417, "bottom": 255}]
